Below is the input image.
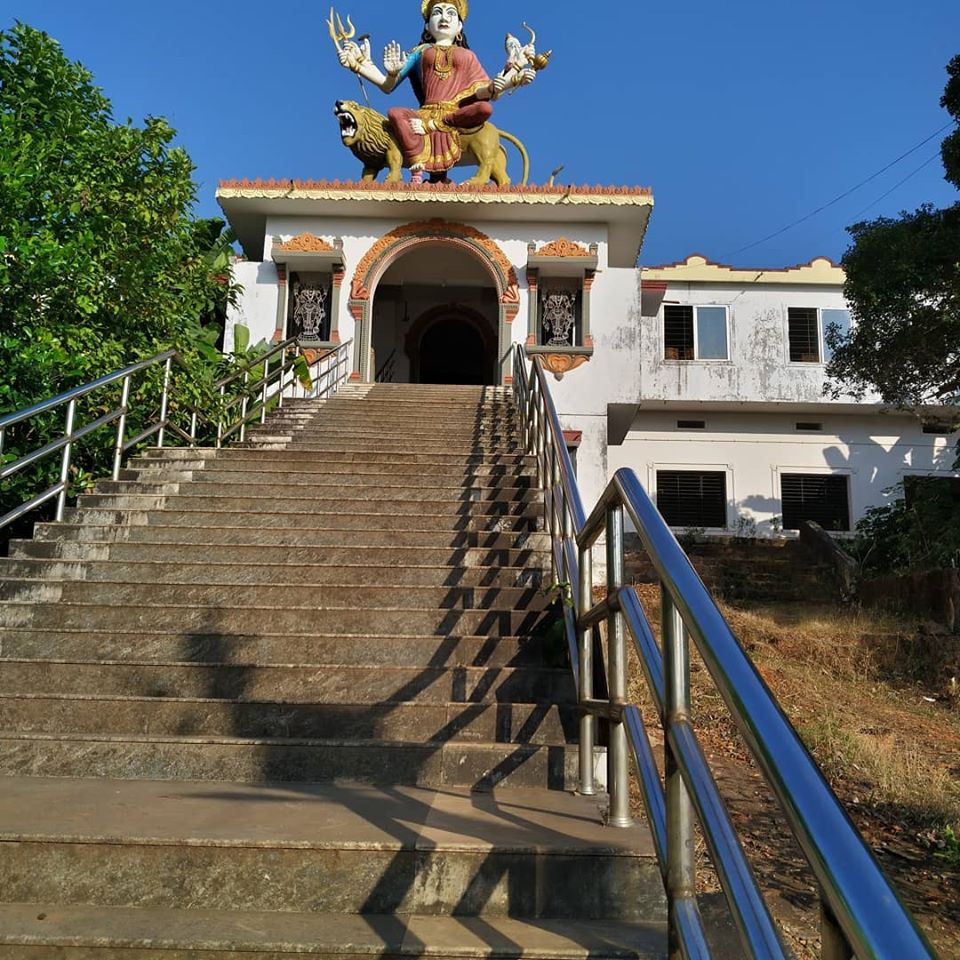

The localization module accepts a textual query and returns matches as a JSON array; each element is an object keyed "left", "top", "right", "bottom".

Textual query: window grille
[
  {"left": 656, "top": 470, "right": 727, "bottom": 528},
  {"left": 780, "top": 473, "right": 849, "bottom": 531},
  {"left": 788, "top": 308, "right": 820, "bottom": 362}
]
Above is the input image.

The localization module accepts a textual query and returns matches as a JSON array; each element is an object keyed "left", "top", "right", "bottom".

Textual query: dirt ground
[{"left": 622, "top": 585, "right": 960, "bottom": 959}]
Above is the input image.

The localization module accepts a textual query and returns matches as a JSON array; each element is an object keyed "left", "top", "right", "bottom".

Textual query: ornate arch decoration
[
  {"left": 348, "top": 219, "right": 521, "bottom": 382},
  {"left": 349, "top": 220, "right": 520, "bottom": 314}
]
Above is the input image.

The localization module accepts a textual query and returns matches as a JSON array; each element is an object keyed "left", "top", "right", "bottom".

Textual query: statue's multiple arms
[
  {"left": 338, "top": 38, "right": 405, "bottom": 93},
  {"left": 337, "top": 37, "right": 536, "bottom": 101}
]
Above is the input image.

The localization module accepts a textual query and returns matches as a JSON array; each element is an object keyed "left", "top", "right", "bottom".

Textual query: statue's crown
[{"left": 421, "top": 0, "right": 468, "bottom": 21}]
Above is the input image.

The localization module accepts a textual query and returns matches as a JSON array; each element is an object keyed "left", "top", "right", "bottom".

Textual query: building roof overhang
[{"left": 217, "top": 179, "right": 654, "bottom": 268}]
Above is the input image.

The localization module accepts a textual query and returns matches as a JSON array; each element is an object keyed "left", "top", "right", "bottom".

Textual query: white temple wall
[{"left": 225, "top": 261, "right": 280, "bottom": 353}]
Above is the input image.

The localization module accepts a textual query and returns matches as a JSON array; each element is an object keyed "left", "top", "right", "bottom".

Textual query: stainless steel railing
[
  {"left": 511, "top": 343, "right": 936, "bottom": 960},
  {"left": 0, "top": 338, "right": 353, "bottom": 533}
]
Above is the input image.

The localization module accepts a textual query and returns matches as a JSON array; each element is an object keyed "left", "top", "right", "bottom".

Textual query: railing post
[
  {"left": 260, "top": 366, "right": 269, "bottom": 424},
  {"left": 549, "top": 442, "right": 562, "bottom": 583},
  {"left": 216, "top": 385, "right": 226, "bottom": 449},
  {"left": 578, "top": 543, "right": 596, "bottom": 796},
  {"left": 239, "top": 370, "right": 249, "bottom": 442},
  {"left": 56, "top": 398, "right": 76, "bottom": 522},
  {"left": 157, "top": 357, "right": 172, "bottom": 449},
  {"left": 112, "top": 374, "right": 132, "bottom": 480},
  {"left": 821, "top": 899, "right": 854, "bottom": 960},
  {"left": 662, "top": 586, "right": 696, "bottom": 959},
  {"left": 189, "top": 411, "right": 198, "bottom": 447},
  {"left": 606, "top": 502, "right": 632, "bottom": 828}
]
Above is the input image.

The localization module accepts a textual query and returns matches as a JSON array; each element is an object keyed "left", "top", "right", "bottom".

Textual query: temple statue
[{"left": 330, "top": 1, "right": 546, "bottom": 185}]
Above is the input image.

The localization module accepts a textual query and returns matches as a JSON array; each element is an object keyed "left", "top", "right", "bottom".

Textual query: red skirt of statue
[{"left": 388, "top": 45, "right": 493, "bottom": 172}]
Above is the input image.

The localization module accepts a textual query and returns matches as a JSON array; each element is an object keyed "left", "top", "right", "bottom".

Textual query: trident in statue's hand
[{"left": 327, "top": 7, "right": 356, "bottom": 51}]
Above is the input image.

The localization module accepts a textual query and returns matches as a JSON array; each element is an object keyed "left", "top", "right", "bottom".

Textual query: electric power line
[
  {"left": 846, "top": 150, "right": 942, "bottom": 221},
  {"left": 726, "top": 120, "right": 956, "bottom": 258}
]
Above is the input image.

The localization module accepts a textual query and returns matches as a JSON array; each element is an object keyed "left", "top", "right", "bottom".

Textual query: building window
[
  {"left": 677, "top": 419, "right": 706, "bottom": 430},
  {"left": 656, "top": 470, "right": 727, "bottom": 528},
  {"left": 788, "top": 307, "right": 851, "bottom": 363},
  {"left": 780, "top": 473, "right": 850, "bottom": 531},
  {"left": 795, "top": 422, "right": 823, "bottom": 432},
  {"left": 538, "top": 279, "right": 582, "bottom": 347},
  {"left": 663, "top": 305, "right": 728, "bottom": 361}
]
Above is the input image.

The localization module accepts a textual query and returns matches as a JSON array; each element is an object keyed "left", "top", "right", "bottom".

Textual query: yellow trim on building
[{"left": 642, "top": 254, "right": 845, "bottom": 286}]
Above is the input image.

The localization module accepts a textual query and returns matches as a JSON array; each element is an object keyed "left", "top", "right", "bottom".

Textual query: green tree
[
  {"left": 0, "top": 23, "right": 235, "bottom": 542},
  {"left": 826, "top": 55, "right": 960, "bottom": 408}
]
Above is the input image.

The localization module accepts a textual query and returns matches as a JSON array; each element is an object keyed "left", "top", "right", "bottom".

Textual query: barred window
[
  {"left": 656, "top": 470, "right": 727, "bottom": 528},
  {"left": 780, "top": 474, "right": 850, "bottom": 531}
]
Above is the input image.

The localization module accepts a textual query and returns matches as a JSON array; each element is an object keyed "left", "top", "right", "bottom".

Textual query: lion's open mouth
[{"left": 336, "top": 105, "right": 358, "bottom": 143}]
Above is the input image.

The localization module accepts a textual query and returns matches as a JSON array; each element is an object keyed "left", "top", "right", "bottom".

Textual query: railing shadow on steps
[
  {"left": 511, "top": 343, "right": 938, "bottom": 960},
  {"left": 0, "top": 337, "right": 353, "bottom": 536}
]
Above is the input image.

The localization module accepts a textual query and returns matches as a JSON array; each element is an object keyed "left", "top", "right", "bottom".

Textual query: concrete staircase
[{"left": 0, "top": 384, "right": 666, "bottom": 957}]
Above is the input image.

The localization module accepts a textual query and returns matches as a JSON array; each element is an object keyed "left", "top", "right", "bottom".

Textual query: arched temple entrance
[
  {"left": 348, "top": 221, "right": 520, "bottom": 384},
  {"left": 409, "top": 305, "right": 498, "bottom": 385}
]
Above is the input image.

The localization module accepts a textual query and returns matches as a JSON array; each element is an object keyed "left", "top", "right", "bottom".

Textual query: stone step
[
  {"left": 0, "top": 779, "right": 659, "bottom": 916},
  {"left": 269, "top": 441, "right": 525, "bottom": 454},
  {"left": 0, "top": 579, "right": 553, "bottom": 610},
  {"left": 0, "top": 630, "right": 557, "bottom": 668},
  {"left": 0, "top": 660, "right": 574, "bottom": 704},
  {"left": 0, "top": 735, "right": 583, "bottom": 788},
  {"left": 89, "top": 480, "right": 541, "bottom": 505},
  {"left": 0, "top": 558, "right": 546, "bottom": 589},
  {"left": 0, "top": 694, "right": 578, "bottom": 743},
  {"left": 119, "top": 467, "right": 539, "bottom": 488},
  {"left": 124, "top": 459, "right": 537, "bottom": 481},
  {"left": 73, "top": 495, "right": 542, "bottom": 518},
  {"left": 28, "top": 523, "right": 549, "bottom": 550},
  {"left": 8, "top": 541, "right": 549, "bottom": 569},
  {"left": 0, "top": 903, "right": 664, "bottom": 959},
  {"left": 248, "top": 412, "right": 522, "bottom": 429},
  {"left": 60, "top": 508, "right": 542, "bottom": 533},
  {"left": 137, "top": 448, "right": 535, "bottom": 466},
  {"left": 0, "top": 602, "right": 552, "bottom": 636}
]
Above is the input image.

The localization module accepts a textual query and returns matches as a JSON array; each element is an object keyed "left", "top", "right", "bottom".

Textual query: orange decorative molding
[
  {"left": 539, "top": 353, "right": 590, "bottom": 378},
  {"left": 537, "top": 238, "right": 592, "bottom": 258},
  {"left": 275, "top": 233, "right": 335, "bottom": 253},
  {"left": 350, "top": 220, "right": 519, "bottom": 306},
  {"left": 219, "top": 178, "right": 653, "bottom": 199}
]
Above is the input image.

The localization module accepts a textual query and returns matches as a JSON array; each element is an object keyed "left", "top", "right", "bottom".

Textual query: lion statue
[{"left": 334, "top": 99, "right": 529, "bottom": 186}]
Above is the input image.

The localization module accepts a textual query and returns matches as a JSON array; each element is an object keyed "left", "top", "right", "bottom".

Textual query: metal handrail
[
  {"left": 0, "top": 338, "right": 353, "bottom": 533},
  {"left": 213, "top": 337, "right": 352, "bottom": 447},
  {"left": 511, "top": 343, "right": 936, "bottom": 960}
]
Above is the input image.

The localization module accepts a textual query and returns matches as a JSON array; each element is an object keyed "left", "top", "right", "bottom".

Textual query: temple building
[{"left": 218, "top": 179, "right": 957, "bottom": 537}]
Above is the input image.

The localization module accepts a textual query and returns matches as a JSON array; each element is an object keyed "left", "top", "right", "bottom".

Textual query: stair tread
[
  {"left": 0, "top": 902, "right": 665, "bottom": 957},
  {"left": 0, "top": 777, "right": 649, "bottom": 854}
]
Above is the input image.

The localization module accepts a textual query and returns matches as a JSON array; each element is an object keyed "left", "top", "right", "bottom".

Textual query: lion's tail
[{"left": 498, "top": 130, "right": 530, "bottom": 186}]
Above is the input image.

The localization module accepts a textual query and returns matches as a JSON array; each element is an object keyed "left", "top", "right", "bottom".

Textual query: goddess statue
[{"left": 334, "top": 1, "right": 536, "bottom": 183}]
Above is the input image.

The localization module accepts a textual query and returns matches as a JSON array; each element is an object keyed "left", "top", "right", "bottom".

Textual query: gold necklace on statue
[{"left": 433, "top": 44, "right": 455, "bottom": 79}]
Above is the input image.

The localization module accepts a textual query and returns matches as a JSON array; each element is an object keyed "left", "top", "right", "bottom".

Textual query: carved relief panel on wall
[
  {"left": 538, "top": 279, "right": 581, "bottom": 347},
  {"left": 289, "top": 274, "right": 332, "bottom": 343}
]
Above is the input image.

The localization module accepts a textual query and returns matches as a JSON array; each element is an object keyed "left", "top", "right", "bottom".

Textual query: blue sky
[{"left": 5, "top": 1, "right": 959, "bottom": 267}]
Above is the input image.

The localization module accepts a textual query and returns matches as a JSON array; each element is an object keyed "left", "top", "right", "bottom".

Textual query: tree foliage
[
  {"left": 0, "top": 23, "right": 237, "bottom": 543},
  {"left": 827, "top": 55, "right": 960, "bottom": 408},
  {"left": 851, "top": 477, "right": 960, "bottom": 576}
]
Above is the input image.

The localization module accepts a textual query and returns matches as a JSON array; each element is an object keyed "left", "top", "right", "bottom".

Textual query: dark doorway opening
[{"left": 417, "top": 316, "right": 494, "bottom": 385}]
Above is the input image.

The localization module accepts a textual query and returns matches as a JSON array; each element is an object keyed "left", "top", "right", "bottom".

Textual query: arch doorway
[
  {"left": 370, "top": 241, "right": 501, "bottom": 385},
  {"left": 414, "top": 310, "right": 496, "bottom": 385}
]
